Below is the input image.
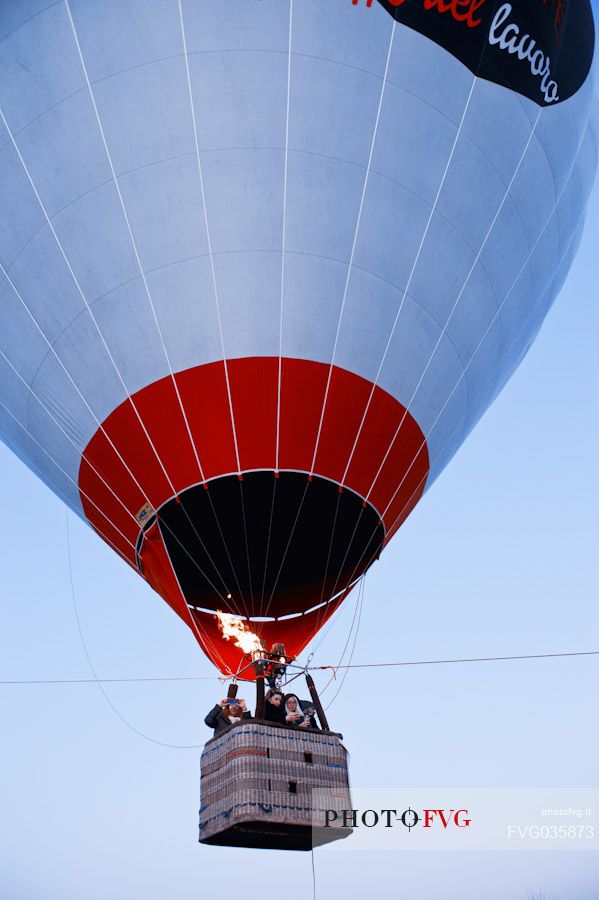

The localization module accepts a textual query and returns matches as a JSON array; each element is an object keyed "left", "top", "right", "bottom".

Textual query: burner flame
[{"left": 216, "top": 610, "right": 265, "bottom": 657}]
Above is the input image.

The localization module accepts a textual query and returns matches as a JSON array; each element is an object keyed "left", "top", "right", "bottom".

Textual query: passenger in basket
[
  {"left": 301, "top": 704, "right": 319, "bottom": 730},
  {"left": 263, "top": 688, "right": 286, "bottom": 725},
  {"left": 265, "top": 642, "right": 289, "bottom": 689},
  {"left": 284, "top": 694, "right": 317, "bottom": 729},
  {"left": 204, "top": 698, "right": 251, "bottom": 736}
]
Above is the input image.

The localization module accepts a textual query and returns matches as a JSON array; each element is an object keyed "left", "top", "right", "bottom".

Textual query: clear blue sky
[{"left": 1, "top": 27, "right": 599, "bottom": 900}]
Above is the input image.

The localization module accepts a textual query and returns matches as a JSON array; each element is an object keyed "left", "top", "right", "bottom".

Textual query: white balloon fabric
[{"left": 0, "top": 0, "right": 595, "bottom": 673}]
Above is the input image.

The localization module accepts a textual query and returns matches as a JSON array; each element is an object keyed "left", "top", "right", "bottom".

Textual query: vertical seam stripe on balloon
[
  {"left": 176, "top": 0, "right": 242, "bottom": 475},
  {"left": 316, "top": 62, "right": 591, "bottom": 615},
  {"left": 363, "top": 107, "right": 544, "bottom": 503},
  {"left": 0, "top": 250, "right": 184, "bottom": 564},
  {"left": 1, "top": 243, "right": 233, "bottom": 608},
  {"left": 304, "top": 68, "right": 480, "bottom": 629},
  {"left": 315, "top": 138, "right": 593, "bottom": 633},
  {"left": 0, "top": 220, "right": 158, "bottom": 509},
  {"left": 338, "top": 46, "right": 590, "bottom": 518},
  {"left": 177, "top": 0, "right": 254, "bottom": 619},
  {"left": 336, "top": 71, "right": 479, "bottom": 485},
  {"left": 341, "top": 105, "right": 543, "bottom": 490},
  {"left": 370, "top": 115, "right": 591, "bottom": 519},
  {"left": 156, "top": 519, "right": 233, "bottom": 674},
  {"left": 65, "top": 0, "right": 249, "bottom": 619},
  {"left": 259, "top": 0, "right": 295, "bottom": 620},
  {"left": 308, "top": 20, "right": 494, "bottom": 485},
  {"left": 0, "top": 268, "right": 235, "bottom": 610},
  {"left": 0, "top": 30, "right": 242, "bottom": 623},
  {"left": 238, "top": 479, "right": 256, "bottom": 608},
  {"left": 263, "top": 480, "right": 311, "bottom": 616},
  {"left": 0, "top": 346, "right": 143, "bottom": 537},
  {"left": 299, "top": 24, "right": 484, "bottom": 628},
  {"left": 0, "top": 107, "right": 176, "bottom": 502},
  {"left": 320, "top": 159, "right": 593, "bottom": 623},
  {"left": 64, "top": 0, "right": 207, "bottom": 488},
  {"left": 0, "top": 356, "right": 244, "bottom": 612},
  {"left": 0, "top": 109, "right": 200, "bottom": 553},
  {"left": 256, "top": 13, "right": 400, "bottom": 634},
  {"left": 308, "top": 15, "right": 398, "bottom": 477},
  {"left": 259, "top": 476, "right": 279, "bottom": 609},
  {"left": 275, "top": 0, "right": 294, "bottom": 474}
]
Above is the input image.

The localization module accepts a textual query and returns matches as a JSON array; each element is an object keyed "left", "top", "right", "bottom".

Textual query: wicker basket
[{"left": 199, "top": 721, "right": 353, "bottom": 850}]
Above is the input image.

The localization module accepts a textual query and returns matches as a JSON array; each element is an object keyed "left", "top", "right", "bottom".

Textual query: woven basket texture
[{"left": 199, "top": 723, "right": 352, "bottom": 840}]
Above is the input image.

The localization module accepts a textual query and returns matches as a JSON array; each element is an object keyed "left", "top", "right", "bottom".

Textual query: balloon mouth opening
[{"left": 136, "top": 470, "right": 384, "bottom": 620}]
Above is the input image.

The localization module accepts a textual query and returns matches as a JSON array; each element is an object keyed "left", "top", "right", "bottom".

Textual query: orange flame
[{"left": 216, "top": 610, "right": 265, "bottom": 657}]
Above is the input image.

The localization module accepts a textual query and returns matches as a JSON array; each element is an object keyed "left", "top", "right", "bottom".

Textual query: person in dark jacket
[
  {"left": 204, "top": 698, "right": 251, "bottom": 736},
  {"left": 264, "top": 642, "right": 290, "bottom": 689},
  {"left": 263, "top": 688, "right": 286, "bottom": 725}
]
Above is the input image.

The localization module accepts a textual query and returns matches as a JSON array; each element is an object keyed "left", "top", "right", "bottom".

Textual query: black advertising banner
[{"left": 375, "top": 0, "right": 595, "bottom": 106}]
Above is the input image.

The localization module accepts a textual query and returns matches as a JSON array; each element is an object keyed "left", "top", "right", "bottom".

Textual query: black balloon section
[
  {"left": 152, "top": 472, "right": 384, "bottom": 618},
  {"left": 376, "top": 0, "right": 594, "bottom": 106}
]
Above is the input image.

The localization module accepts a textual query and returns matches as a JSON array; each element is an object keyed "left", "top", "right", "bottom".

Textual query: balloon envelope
[{"left": 0, "top": 0, "right": 595, "bottom": 676}]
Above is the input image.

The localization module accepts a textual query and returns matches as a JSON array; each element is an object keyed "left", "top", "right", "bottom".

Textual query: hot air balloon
[{"left": 0, "top": 0, "right": 596, "bottom": 686}]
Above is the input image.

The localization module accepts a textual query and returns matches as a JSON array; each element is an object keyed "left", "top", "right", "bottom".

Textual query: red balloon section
[{"left": 79, "top": 358, "right": 429, "bottom": 676}]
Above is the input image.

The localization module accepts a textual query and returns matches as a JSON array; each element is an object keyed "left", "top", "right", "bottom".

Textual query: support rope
[{"left": 66, "top": 510, "right": 204, "bottom": 749}]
